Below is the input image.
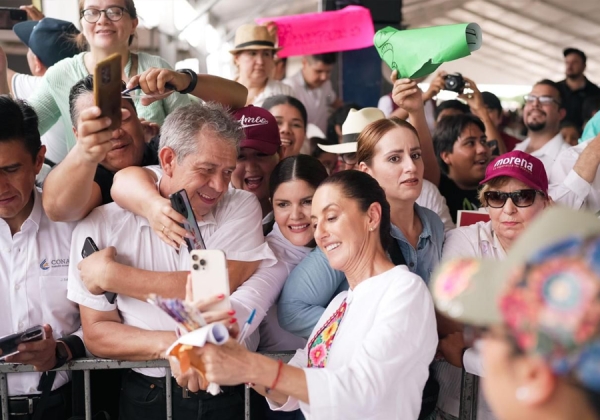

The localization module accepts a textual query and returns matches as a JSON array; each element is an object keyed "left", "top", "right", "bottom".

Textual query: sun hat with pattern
[{"left": 431, "top": 207, "right": 600, "bottom": 392}]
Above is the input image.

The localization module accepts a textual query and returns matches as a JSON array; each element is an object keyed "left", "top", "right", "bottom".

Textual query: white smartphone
[{"left": 190, "top": 249, "right": 231, "bottom": 312}]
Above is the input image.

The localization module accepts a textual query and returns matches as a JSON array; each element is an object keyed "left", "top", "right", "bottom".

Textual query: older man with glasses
[{"left": 514, "top": 79, "right": 570, "bottom": 175}]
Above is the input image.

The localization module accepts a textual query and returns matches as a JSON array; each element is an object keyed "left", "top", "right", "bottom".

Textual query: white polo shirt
[
  {"left": 549, "top": 141, "right": 600, "bottom": 213},
  {"left": 285, "top": 71, "right": 337, "bottom": 133},
  {"left": 0, "top": 189, "right": 79, "bottom": 396},
  {"left": 252, "top": 79, "right": 295, "bottom": 107},
  {"left": 68, "top": 185, "right": 277, "bottom": 377},
  {"left": 514, "top": 132, "right": 569, "bottom": 176}
]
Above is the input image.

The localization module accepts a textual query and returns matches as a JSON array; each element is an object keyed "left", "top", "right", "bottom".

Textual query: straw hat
[
  {"left": 318, "top": 108, "right": 385, "bottom": 154},
  {"left": 229, "top": 23, "right": 282, "bottom": 54}
]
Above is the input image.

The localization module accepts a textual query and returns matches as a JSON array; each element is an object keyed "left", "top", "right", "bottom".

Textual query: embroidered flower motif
[{"left": 309, "top": 343, "right": 327, "bottom": 367}]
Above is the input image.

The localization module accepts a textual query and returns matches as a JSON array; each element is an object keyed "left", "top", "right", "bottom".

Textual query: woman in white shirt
[
  {"left": 259, "top": 154, "right": 329, "bottom": 352},
  {"left": 230, "top": 24, "right": 294, "bottom": 107},
  {"left": 435, "top": 150, "right": 551, "bottom": 420},
  {"left": 178, "top": 170, "right": 438, "bottom": 420}
]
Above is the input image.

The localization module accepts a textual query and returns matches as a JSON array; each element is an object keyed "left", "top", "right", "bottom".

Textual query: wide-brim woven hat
[{"left": 229, "top": 23, "right": 282, "bottom": 54}]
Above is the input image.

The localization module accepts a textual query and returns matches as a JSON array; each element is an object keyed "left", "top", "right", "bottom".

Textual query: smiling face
[
  {"left": 360, "top": 126, "right": 424, "bottom": 204},
  {"left": 523, "top": 84, "right": 564, "bottom": 133},
  {"left": 441, "top": 123, "right": 491, "bottom": 188},
  {"left": 270, "top": 103, "right": 306, "bottom": 158},
  {"left": 74, "top": 93, "right": 146, "bottom": 173},
  {"left": 273, "top": 179, "right": 316, "bottom": 247},
  {"left": 231, "top": 147, "right": 279, "bottom": 203},
  {"left": 234, "top": 49, "right": 275, "bottom": 85},
  {"left": 487, "top": 178, "right": 548, "bottom": 249},
  {"left": 311, "top": 184, "right": 371, "bottom": 272},
  {"left": 80, "top": 0, "right": 138, "bottom": 51},
  {"left": 163, "top": 130, "right": 237, "bottom": 218}
]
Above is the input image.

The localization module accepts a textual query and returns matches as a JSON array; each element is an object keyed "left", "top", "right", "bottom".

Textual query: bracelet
[
  {"left": 176, "top": 69, "right": 198, "bottom": 94},
  {"left": 265, "top": 359, "right": 284, "bottom": 394}
]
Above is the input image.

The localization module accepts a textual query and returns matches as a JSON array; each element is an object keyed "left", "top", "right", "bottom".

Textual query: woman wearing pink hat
[{"left": 434, "top": 150, "right": 552, "bottom": 420}]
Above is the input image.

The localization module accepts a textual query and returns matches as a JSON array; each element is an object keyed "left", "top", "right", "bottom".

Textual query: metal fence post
[
  {"left": 84, "top": 369, "right": 92, "bottom": 420},
  {"left": 459, "top": 371, "right": 479, "bottom": 420},
  {"left": 245, "top": 384, "right": 251, "bottom": 420},
  {"left": 0, "top": 373, "right": 8, "bottom": 420},
  {"left": 165, "top": 367, "right": 172, "bottom": 420}
]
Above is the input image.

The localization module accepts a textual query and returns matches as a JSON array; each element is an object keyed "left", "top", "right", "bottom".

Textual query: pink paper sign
[{"left": 256, "top": 6, "right": 375, "bottom": 58}]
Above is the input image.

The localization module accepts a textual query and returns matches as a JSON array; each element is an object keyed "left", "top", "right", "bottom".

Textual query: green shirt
[{"left": 29, "top": 51, "right": 191, "bottom": 152}]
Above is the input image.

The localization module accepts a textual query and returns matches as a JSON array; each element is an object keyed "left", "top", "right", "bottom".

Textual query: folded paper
[
  {"left": 374, "top": 23, "right": 482, "bottom": 79},
  {"left": 256, "top": 6, "right": 374, "bottom": 58},
  {"left": 167, "top": 323, "right": 229, "bottom": 395}
]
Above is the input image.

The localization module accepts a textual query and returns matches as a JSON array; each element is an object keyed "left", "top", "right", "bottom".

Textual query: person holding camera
[{"left": 0, "top": 96, "right": 85, "bottom": 420}]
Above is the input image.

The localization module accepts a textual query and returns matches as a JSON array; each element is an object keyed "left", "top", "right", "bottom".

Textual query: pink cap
[
  {"left": 233, "top": 106, "right": 281, "bottom": 155},
  {"left": 480, "top": 150, "right": 548, "bottom": 193}
]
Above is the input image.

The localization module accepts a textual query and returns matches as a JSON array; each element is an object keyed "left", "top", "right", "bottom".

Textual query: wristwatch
[
  {"left": 176, "top": 69, "right": 198, "bottom": 94},
  {"left": 54, "top": 340, "right": 70, "bottom": 369}
]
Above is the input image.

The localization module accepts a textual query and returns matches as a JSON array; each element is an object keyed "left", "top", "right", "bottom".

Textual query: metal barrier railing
[
  {"left": 0, "top": 353, "right": 293, "bottom": 420},
  {"left": 1, "top": 354, "right": 479, "bottom": 419}
]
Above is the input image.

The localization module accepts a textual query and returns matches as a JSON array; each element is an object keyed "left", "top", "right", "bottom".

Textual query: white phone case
[{"left": 190, "top": 249, "right": 231, "bottom": 312}]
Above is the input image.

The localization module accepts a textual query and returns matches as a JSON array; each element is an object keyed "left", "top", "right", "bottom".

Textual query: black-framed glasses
[
  {"left": 340, "top": 152, "right": 357, "bottom": 165},
  {"left": 523, "top": 94, "right": 560, "bottom": 106},
  {"left": 484, "top": 189, "right": 545, "bottom": 208},
  {"left": 81, "top": 6, "right": 129, "bottom": 23}
]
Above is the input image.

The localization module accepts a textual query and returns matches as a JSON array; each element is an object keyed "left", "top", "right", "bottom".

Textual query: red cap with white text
[
  {"left": 233, "top": 106, "right": 281, "bottom": 155},
  {"left": 480, "top": 150, "right": 548, "bottom": 193}
]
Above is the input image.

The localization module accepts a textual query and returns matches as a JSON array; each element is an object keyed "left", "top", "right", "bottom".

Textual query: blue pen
[{"left": 237, "top": 309, "right": 256, "bottom": 343}]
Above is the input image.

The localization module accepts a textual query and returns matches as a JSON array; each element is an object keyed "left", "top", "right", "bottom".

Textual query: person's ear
[
  {"left": 440, "top": 150, "right": 452, "bottom": 166},
  {"left": 366, "top": 202, "right": 382, "bottom": 231},
  {"left": 32, "top": 55, "right": 45, "bottom": 75},
  {"left": 34, "top": 145, "right": 46, "bottom": 175},
  {"left": 302, "top": 57, "right": 308, "bottom": 68},
  {"left": 358, "top": 161, "right": 371, "bottom": 174},
  {"left": 160, "top": 147, "right": 177, "bottom": 177},
  {"left": 334, "top": 125, "right": 342, "bottom": 139},
  {"left": 130, "top": 16, "right": 139, "bottom": 33},
  {"left": 558, "top": 107, "right": 567, "bottom": 122},
  {"left": 513, "top": 356, "right": 557, "bottom": 408}
]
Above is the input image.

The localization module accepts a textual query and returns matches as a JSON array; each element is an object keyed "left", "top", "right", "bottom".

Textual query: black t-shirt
[
  {"left": 438, "top": 174, "right": 480, "bottom": 224},
  {"left": 94, "top": 141, "right": 159, "bottom": 205},
  {"left": 557, "top": 78, "right": 600, "bottom": 128}
]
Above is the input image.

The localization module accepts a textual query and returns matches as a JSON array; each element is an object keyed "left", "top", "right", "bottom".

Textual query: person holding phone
[
  {"left": 2, "top": 0, "right": 247, "bottom": 156},
  {"left": 67, "top": 103, "right": 282, "bottom": 420},
  {"left": 0, "top": 96, "right": 85, "bottom": 419},
  {"left": 171, "top": 170, "right": 438, "bottom": 420}
]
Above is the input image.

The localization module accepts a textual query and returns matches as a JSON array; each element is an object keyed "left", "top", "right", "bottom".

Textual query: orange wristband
[{"left": 265, "top": 359, "right": 283, "bottom": 394}]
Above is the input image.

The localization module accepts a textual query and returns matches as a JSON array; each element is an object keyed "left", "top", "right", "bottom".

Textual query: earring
[
  {"left": 515, "top": 387, "right": 530, "bottom": 402},
  {"left": 369, "top": 227, "right": 374, "bottom": 231}
]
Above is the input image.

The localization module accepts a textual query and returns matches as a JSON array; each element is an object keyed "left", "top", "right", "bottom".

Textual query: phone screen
[
  {"left": 170, "top": 189, "right": 206, "bottom": 251},
  {"left": 0, "top": 8, "right": 27, "bottom": 30}
]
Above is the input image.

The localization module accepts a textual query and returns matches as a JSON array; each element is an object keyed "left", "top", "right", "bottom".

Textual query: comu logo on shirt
[{"left": 40, "top": 258, "right": 69, "bottom": 271}]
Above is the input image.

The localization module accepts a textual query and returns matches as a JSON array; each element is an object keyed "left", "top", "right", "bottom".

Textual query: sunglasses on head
[{"left": 484, "top": 189, "right": 545, "bottom": 208}]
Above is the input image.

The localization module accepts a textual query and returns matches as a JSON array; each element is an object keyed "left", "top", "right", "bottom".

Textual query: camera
[
  {"left": 200, "top": 259, "right": 206, "bottom": 266},
  {"left": 192, "top": 264, "right": 199, "bottom": 270},
  {"left": 443, "top": 73, "right": 465, "bottom": 93}
]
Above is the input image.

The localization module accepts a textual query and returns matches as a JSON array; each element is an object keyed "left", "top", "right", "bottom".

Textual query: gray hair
[{"left": 159, "top": 102, "right": 242, "bottom": 163}]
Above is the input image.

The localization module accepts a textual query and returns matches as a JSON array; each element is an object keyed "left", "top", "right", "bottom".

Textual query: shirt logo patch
[{"left": 40, "top": 258, "right": 69, "bottom": 270}]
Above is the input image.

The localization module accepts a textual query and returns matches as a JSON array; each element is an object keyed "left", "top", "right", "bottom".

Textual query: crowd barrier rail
[{"left": 0, "top": 354, "right": 479, "bottom": 420}]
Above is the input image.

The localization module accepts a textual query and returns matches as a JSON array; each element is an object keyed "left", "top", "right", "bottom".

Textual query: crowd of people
[{"left": 1, "top": 1, "right": 600, "bottom": 420}]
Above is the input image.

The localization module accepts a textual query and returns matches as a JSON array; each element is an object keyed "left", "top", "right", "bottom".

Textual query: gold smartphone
[{"left": 93, "top": 53, "right": 122, "bottom": 130}]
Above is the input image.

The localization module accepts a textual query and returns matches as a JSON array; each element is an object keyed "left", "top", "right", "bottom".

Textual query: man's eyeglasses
[
  {"left": 81, "top": 7, "right": 130, "bottom": 23},
  {"left": 523, "top": 94, "right": 560, "bottom": 106},
  {"left": 340, "top": 152, "right": 357, "bottom": 165},
  {"left": 484, "top": 189, "right": 545, "bottom": 208}
]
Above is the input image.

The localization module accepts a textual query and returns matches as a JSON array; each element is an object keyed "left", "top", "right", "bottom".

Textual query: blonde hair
[{"left": 74, "top": 0, "right": 138, "bottom": 50}]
